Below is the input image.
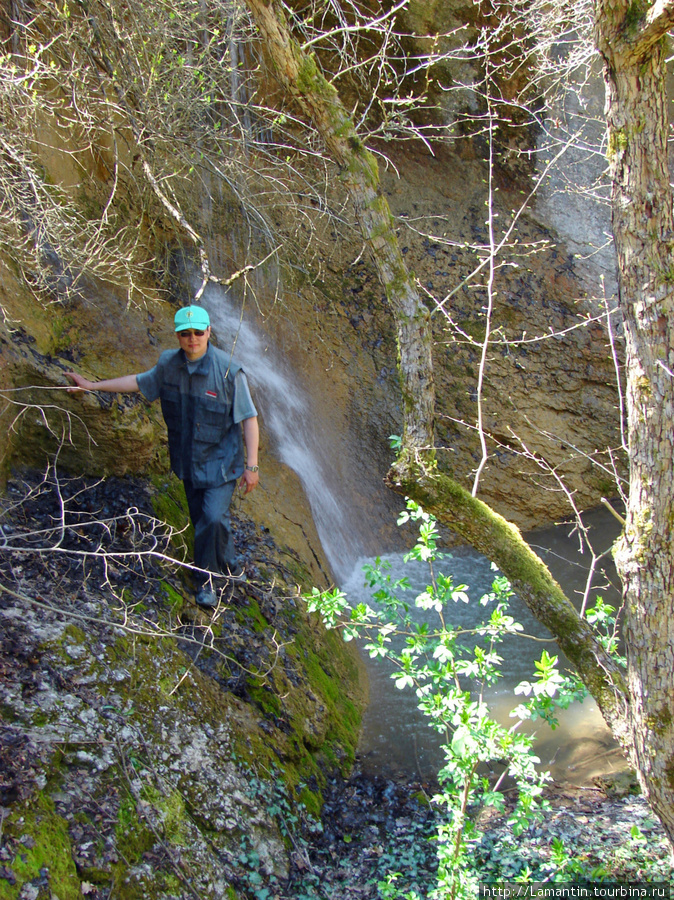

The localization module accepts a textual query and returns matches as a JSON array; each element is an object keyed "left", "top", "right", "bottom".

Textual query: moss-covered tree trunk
[
  {"left": 594, "top": 0, "right": 674, "bottom": 846},
  {"left": 244, "top": 0, "right": 435, "bottom": 456},
  {"left": 386, "top": 462, "right": 629, "bottom": 737}
]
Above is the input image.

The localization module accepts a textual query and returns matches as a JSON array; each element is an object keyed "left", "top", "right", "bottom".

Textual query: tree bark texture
[
  {"left": 244, "top": 0, "right": 435, "bottom": 455},
  {"left": 594, "top": 0, "right": 674, "bottom": 845}
]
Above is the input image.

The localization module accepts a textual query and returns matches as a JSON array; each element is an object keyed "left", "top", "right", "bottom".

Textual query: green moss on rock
[
  {"left": 0, "top": 795, "right": 80, "bottom": 900},
  {"left": 149, "top": 473, "right": 193, "bottom": 561}
]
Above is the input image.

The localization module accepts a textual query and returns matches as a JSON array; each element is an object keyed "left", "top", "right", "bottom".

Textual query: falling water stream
[
  {"left": 206, "top": 285, "right": 365, "bottom": 580},
  {"left": 206, "top": 287, "right": 627, "bottom": 786}
]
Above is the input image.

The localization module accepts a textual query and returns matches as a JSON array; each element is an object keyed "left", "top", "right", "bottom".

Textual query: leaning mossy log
[{"left": 387, "top": 454, "right": 630, "bottom": 744}]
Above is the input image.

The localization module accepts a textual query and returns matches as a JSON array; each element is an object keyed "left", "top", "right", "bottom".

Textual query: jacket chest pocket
[{"left": 194, "top": 396, "right": 230, "bottom": 445}]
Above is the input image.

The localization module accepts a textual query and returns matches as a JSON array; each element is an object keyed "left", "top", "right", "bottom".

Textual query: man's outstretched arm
[{"left": 66, "top": 372, "right": 139, "bottom": 393}]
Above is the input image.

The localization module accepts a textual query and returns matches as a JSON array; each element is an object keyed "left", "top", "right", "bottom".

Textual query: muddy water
[
  {"left": 203, "top": 286, "right": 627, "bottom": 785},
  {"left": 344, "top": 507, "right": 628, "bottom": 785}
]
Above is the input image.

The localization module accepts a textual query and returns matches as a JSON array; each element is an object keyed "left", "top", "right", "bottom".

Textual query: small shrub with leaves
[
  {"left": 305, "top": 501, "right": 674, "bottom": 899},
  {"left": 306, "top": 500, "right": 591, "bottom": 899}
]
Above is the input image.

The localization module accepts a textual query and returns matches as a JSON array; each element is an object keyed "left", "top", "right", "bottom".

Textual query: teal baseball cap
[{"left": 174, "top": 305, "right": 210, "bottom": 332}]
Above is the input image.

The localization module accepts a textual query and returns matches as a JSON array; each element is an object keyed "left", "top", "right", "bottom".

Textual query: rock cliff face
[
  {"left": 377, "top": 144, "right": 621, "bottom": 529},
  {"left": 0, "top": 170, "right": 621, "bottom": 540},
  {"left": 0, "top": 0, "right": 623, "bottom": 549}
]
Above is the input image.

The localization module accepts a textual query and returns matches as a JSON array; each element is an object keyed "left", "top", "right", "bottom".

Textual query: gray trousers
[{"left": 183, "top": 479, "right": 238, "bottom": 580}]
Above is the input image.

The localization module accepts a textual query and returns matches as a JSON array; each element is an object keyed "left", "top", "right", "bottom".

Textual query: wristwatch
[{"left": 245, "top": 465, "right": 259, "bottom": 472}]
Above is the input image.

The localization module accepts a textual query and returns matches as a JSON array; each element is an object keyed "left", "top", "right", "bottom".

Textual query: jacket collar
[{"left": 179, "top": 343, "right": 212, "bottom": 373}]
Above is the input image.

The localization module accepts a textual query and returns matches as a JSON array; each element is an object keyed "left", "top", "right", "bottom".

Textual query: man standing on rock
[{"left": 67, "top": 305, "right": 259, "bottom": 609}]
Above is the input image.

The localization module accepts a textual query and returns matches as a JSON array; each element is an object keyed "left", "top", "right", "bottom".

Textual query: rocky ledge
[{"left": 0, "top": 468, "right": 363, "bottom": 900}]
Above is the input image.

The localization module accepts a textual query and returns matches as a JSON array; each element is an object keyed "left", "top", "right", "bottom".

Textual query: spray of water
[{"left": 204, "top": 284, "right": 361, "bottom": 580}]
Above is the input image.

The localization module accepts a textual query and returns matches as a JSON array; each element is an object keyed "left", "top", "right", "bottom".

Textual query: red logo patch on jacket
[{"left": 205, "top": 390, "right": 217, "bottom": 398}]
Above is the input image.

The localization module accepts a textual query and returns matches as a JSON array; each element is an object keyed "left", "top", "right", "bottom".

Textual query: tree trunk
[
  {"left": 594, "top": 0, "right": 674, "bottom": 846},
  {"left": 244, "top": 0, "right": 435, "bottom": 455}
]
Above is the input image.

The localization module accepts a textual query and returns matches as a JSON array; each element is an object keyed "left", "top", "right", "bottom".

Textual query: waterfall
[{"left": 204, "top": 284, "right": 362, "bottom": 581}]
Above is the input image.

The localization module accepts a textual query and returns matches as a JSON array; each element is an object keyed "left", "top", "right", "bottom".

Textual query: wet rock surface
[
  {"left": 1, "top": 470, "right": 672, "bottom": 900},
  {"left": 0, "top": 468, "right": 362, "bottom": 899}
]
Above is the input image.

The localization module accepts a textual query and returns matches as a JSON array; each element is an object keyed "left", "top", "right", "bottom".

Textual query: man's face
[{"left": 177, "top": 325, "right": 210, "bottom": 361}]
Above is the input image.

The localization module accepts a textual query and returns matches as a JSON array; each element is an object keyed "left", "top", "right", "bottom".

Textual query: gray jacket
[{"left": 137, "top": 345, "right": 257, "bottom": 488}]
